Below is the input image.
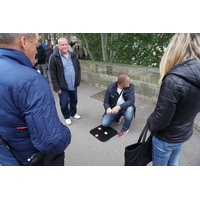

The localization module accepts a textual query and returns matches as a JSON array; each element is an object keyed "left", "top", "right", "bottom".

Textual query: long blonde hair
[{"left": 159, "top": 33, "right": 200, "bottom": 85}]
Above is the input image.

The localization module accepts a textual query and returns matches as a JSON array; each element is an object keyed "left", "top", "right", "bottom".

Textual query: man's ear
[{"left": 19, "top": 36, "right": 28, "bottom": 51}]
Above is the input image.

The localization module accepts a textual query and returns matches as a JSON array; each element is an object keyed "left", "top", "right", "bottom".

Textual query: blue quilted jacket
[{"left": 0, "top": 48, "right": 71, "bottom": 166}]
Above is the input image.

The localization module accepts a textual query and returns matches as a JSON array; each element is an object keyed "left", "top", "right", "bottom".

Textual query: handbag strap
[
  {"left": 137, "top": 123, "right": 150, "bottom": 143},
  {"left": 0, "top": 135, "right": 24, "bottom": 166}
]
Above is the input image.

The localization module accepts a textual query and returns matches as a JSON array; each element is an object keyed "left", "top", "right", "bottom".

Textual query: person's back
[
  {"left": 53, "top": 44, "right": 58, "bottom": 53},
  {"left": 36, "top": 41, "right": 50, "bottom": 82},
  {"left": 36, "top": 42, "right": 46, "bottom": 64},
  {"left": 147, "top": 33, "right": 200, "bottom": 166},
  {"left": 0, "top": 33, "right": 71, "bottom": 166},
  {"left": 45, "top": 44, "right": 53, "bottom": 62},
  {"left": 150, "top": 58, "right": 200, "bottom": 143}
]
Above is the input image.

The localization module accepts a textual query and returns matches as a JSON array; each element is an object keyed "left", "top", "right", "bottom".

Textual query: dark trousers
[{"left": 58, "top": 88, "right": 78, "bottom": 119}]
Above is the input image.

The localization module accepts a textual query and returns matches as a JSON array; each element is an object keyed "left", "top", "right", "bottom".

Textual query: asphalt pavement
[{"left": 52, "top": 82, "right": 200, "bottom": 166}]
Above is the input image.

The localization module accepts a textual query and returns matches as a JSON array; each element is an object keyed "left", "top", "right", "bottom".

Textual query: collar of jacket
[
  {"left": 55, "top": 50, "right": 74, "bottom": 58},
  {"left": 164, "top": 58, "right": 200, "bottom": 89},
  {"left": 36, "top": 45, "right": 43, "bottom": 50},
  {"left": 0, "top": 48, "right": 32, "bottom": 68},
  {"left": 113, "top": 81, "right": 128, "bottom": 93}
]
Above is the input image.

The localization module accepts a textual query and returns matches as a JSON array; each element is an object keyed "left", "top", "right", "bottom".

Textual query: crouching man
[{"left": 101, "top": 73, "right": 135, "bottom": 138}]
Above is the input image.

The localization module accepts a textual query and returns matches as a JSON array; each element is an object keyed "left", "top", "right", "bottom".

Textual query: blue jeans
[
  {"left": 101, "top": 106, "right": 135, "bottom": 129},
  {"left": 39, "top": 63, "right": 49, "bottom": 82},
  {"left": 58, "top": 89, "right": 78, "bottom": 119},
  {"left": 46, "top": 62, "right": 49, "bottom": 70},
  {"left": 152, "top": 136, "right": 187, "bottom": 166}
]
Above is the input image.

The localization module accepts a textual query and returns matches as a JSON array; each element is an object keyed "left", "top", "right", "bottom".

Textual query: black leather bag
[
  {"left": 124, "top": 123, "right": 152, "bottom": 166},
  {"left": 28, "top": 152, "right": 65, "bottom": 166}
]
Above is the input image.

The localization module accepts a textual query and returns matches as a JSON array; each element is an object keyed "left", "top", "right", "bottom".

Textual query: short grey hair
[
  {"left": 0, "top": 33, "right": 35, "bottom": 46},
  {"left": 118, "top": 73, "right": 129, "bottom": 84}
]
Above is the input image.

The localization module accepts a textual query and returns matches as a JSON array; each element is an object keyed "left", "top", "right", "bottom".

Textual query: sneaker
[
  {"left": 115, "top": 117, "right": 121, "bottom": 125},
  {"left": 73, "top": 114, "right": 81, "bottom": 119},
  {"left": 65, "top": 118, "right": 72, "bottom": 125},
  {"left": 117, "top": 127, "right": 129, "bottom": 138}
]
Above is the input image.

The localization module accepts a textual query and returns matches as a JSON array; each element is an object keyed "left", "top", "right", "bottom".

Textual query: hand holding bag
[{"left": 124, "top": 123, "right": 152, "bottom": 166}]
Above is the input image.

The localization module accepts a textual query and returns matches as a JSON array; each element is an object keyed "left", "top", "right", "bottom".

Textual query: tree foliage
[
  {"left": 74, "top": 33, "right": 174, "bottom": 67},
  {"left": 41, "top": 33, "right": 174, "bottom": 67}
]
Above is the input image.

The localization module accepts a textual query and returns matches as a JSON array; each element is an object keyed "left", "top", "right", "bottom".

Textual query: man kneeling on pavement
[{"left": 101, "top": 73, "right": 135, "bottom": 138}]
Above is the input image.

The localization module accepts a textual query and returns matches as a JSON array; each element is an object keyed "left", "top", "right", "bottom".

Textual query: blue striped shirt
[{"left": 60, "top": 51, "right": 75, "bottom": 91}]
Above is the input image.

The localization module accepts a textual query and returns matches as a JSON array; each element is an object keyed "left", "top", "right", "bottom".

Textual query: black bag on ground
[{"left": 124, "top": 123, "right": 152, "bottom": 166}]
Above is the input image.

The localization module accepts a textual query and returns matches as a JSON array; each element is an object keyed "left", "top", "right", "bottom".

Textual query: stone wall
[
  {"left": 80, "top": 60, "right": 200, "bottom": 131},
  {"left": 80, "top": 60, "right": 160, "bottom": 103}
]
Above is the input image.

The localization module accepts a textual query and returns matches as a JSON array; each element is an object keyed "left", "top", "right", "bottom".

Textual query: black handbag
[
  {"left": 27, "top": 151, "right": 65, "bottom": 166},
  {"left": 124, "top": 123, "right": 152, "bottom": 166},
  {"left": 0, "top": 134, "right": 65, "bottom": 166}
]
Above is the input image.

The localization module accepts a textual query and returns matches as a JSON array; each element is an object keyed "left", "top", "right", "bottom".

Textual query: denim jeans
[
  {"left": 101, "top": 106, "right": 135, "bottom": 129},
  {"left": 39, "top": 63, "right": 49, "bottom": 82},
  {"left": 46, "top": 62, "right": 49, "bottom": 70},
  {"left": 152, "top": 136, "right": 187, "bottom": 166},
  {"left": 58, "top": 88, "right": 78, "bottom": 119}
]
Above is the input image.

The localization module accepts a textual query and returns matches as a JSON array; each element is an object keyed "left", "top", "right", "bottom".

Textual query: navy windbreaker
[{"left": 0, "top": 48, "right": 71, "bottom": 166}]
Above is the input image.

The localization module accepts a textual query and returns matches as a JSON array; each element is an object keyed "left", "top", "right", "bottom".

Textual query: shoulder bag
[{"left": 124, "top": 123, "right": 152, "bottom": 166}]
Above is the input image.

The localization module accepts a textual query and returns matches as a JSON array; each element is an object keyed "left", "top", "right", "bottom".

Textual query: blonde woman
[{"left": 148, "top": 33, "right": 200, "bottom": 166}]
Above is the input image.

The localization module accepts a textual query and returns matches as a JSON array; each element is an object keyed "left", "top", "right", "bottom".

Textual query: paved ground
[{"left": 52, "top": 82, "right": 200, "bottom": 166}]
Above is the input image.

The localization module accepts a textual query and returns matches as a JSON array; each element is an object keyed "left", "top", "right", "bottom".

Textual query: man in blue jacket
[
  {"left": 0, "top": 33, "right": 71, "bottom": 166},
  {"left": 101, "top": 74, "right": 135, "bottom": 137}
]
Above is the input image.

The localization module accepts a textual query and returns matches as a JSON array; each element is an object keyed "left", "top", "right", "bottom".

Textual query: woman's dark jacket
[
  {"left": 104, "top": 81, "right": 135, "bottom": 111},
  {"left": 148, "top": 58, "right": 200, "bottom": 143},
  {"left": 49, "top": 50, "right": 81, "bottom": 92}
]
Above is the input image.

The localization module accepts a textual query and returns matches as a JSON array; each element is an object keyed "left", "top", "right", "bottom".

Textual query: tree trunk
[
  {"left": 110, "top": 33, "right": 114, "bottom": 60},
  {"left": 41, "top": 33, "right": 48, "bottom": 43},
  {"left": 66, "top": 33, "right": 70, "bottom": 41},
  {"left": 110, "top": 33, "right": 121, "bottom": 62},
  {"left": 50, "top": 33, "right": 54, "bottom": 44},
  {"left": 101, "top": 33, "right": 108, "bottom": 62},
  {"left": 81, "top": 33, "right": 95, "bottom": 61}
]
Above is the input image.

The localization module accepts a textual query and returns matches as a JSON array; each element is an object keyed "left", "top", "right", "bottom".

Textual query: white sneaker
[
  {"left": 65, "top": 118, "right": 72, "bottom": 125},
  {"left": 73, "top": 114, "right": 81, "bottom": 119}
]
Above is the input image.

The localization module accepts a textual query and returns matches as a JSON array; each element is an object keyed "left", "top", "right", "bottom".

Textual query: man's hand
[
  {"left": 57, "top": 90, "right": 62, "bottom": 94},
  {"left": 106, "top": 108, "right": 112, "bottom": 115},
  {"left": 111, "top": 106, "right": 121, "bottom": 114}
]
